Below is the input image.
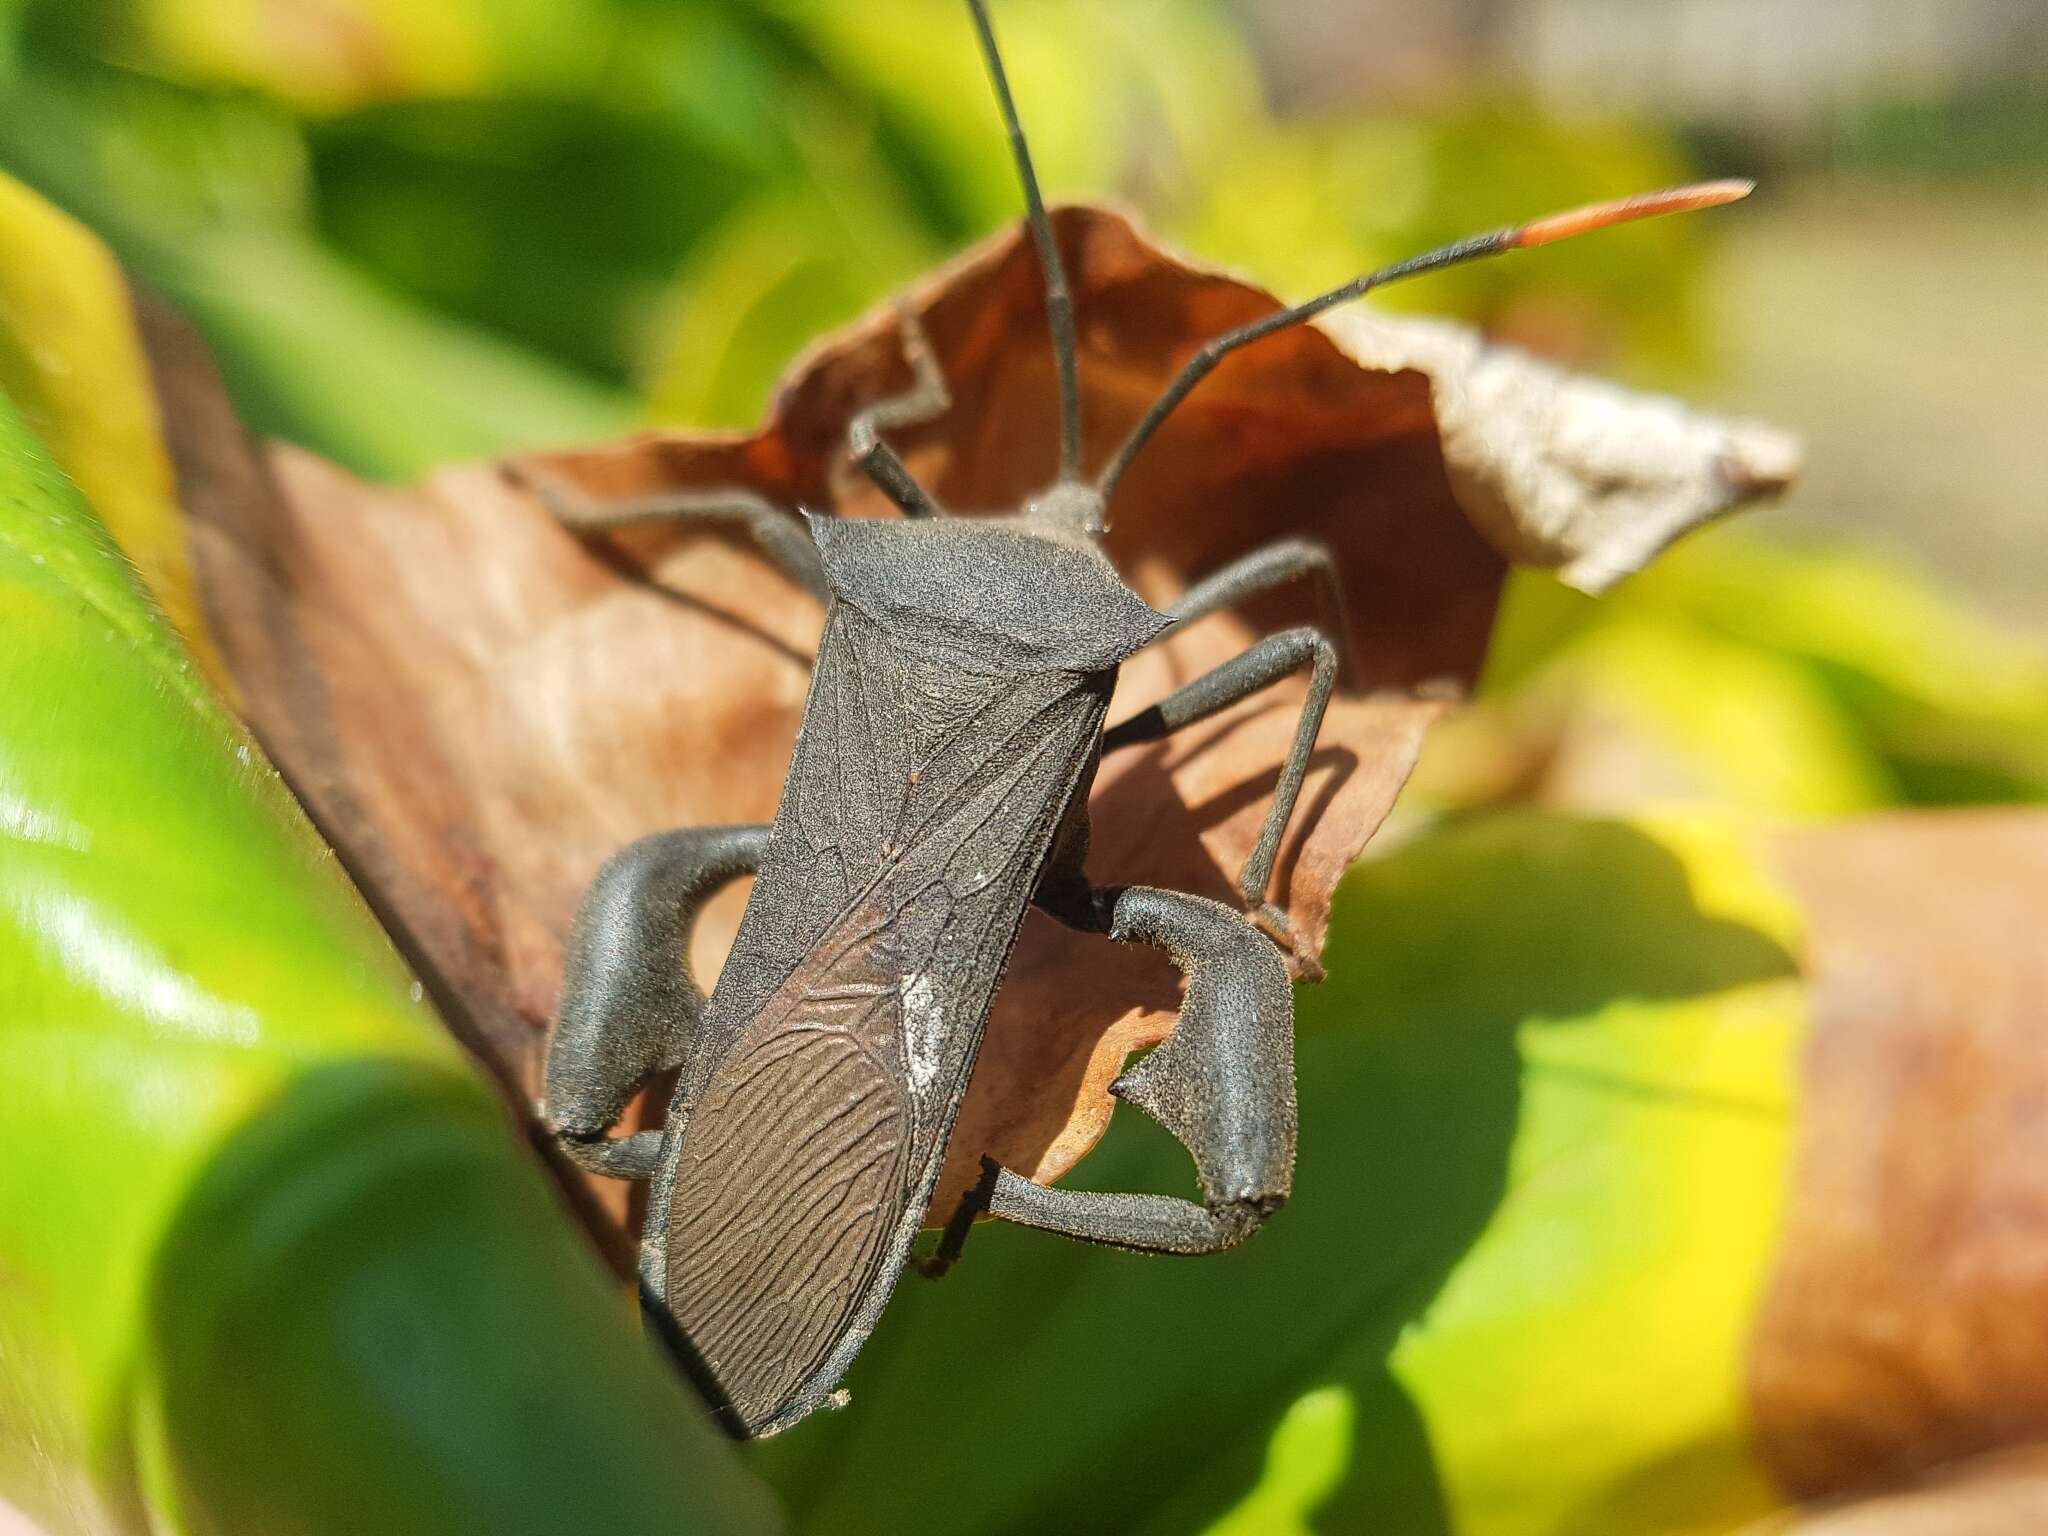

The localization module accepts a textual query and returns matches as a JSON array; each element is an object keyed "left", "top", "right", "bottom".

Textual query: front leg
[
  {"left": 847, "top": 300, "right": 952, "bottom": 520},
  {"left": 1162, "top": 537, "right": 1355, "bottom": 685},
  {"left": 959, "top": 884, "right": 1296, "bottom": 1257},
  {"left": 544, "top": 824, "right": 768, "bottom": 1178},
  {"left": 529, "top": 481, "right": 830, "bottom": 603}
]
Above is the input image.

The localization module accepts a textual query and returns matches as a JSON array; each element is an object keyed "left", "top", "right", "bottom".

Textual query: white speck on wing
[{"left": 899, "top": 971, "right": 944, "bottom": 1094}]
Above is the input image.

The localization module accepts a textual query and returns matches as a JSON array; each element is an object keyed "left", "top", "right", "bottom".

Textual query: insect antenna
[
  {"left": 967, "top": 0, "right": 1083, "bottom": 484},
  {"left": 1096, "top": 180, "right": 1755, "bottom": 502}
]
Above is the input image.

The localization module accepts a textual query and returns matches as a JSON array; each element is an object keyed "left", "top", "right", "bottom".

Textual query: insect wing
[{"left": 662, "top": 963, "right": 911, "bottom": 1431}]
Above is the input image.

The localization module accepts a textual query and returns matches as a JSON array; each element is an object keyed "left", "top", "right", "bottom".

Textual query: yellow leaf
[
  {"left": 0, "top": 171, "right": 235, "bottom": 699},
  {"left": 130, "top": 0, "right": 615, "bottom": 112},
  {"left": 1381, "top": 812, "right": 1806, "bottom": 1535}
]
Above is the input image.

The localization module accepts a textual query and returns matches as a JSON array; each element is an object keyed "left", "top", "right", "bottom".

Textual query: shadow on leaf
[{"left": 745, "top": 812, "right": 1797, "bottom": 1534}]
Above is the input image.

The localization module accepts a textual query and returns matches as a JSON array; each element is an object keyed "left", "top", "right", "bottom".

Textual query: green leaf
[
  {"left": 644, "top": 178, "right": 939, "bottom": 428},
  {"left": 307, "top": 94, "right": 760, "bottom": 386},
  {"left": 1205, "top": 1385, "right": 1361, "bottom": 1536},
  {"left": 0, "top": 67, "right": 629, "bottom": 479},
  {"left": 0, "top": 388, "right": 772, "bottom": 1533},
  {"left": 1463, "top": 531, "right": 2048, "bottom": 817}
]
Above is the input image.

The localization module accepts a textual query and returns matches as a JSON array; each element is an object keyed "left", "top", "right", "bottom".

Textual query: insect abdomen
[{"left": 663, "top": 1014, "right": 911, "bottom": 1432}]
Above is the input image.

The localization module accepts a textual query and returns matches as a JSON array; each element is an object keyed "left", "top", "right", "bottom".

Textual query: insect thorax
[{"left": 807, "top": 511, "right": 1168, "bottom": 678}]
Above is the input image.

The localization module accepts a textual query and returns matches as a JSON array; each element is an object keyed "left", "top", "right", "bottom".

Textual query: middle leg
[
  {"left": 1102, "top": 625, "right": 1339, "bottom": 945},
  {"left": 1163, "top": 537, "right": 1355, "bottom": 685}
]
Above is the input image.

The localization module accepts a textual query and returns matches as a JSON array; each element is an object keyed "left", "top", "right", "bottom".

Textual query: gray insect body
[
  {"left": 539, "top": 0, "right": 1748, "bottom": 1441},
  {"left": 647, "top": 516, "right": 1160, "bottom": 1433},
  {"left": 547, "top": 408, "right": 1324, "bottom": 1437}
]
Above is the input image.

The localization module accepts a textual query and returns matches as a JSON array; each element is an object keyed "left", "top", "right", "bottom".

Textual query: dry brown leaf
[
  {"left": 1754, "top": 811, "right": 2048, "bottom": 1502},
  {"left": 1753, "top": 1445, "right": 2048, "bottom": 1535},
  {"left": 146, "top": 206, "right": 1787, "bottom": 1225}
]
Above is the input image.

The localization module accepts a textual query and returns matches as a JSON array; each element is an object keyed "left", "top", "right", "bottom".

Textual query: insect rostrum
[{"left": 539, "top": 0, "right": 1749, "bottom": 1439}]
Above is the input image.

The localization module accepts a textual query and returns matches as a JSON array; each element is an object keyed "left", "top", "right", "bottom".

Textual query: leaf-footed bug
[{"left": 537, "top": 0, "right": 1750, "bottom": 1439}]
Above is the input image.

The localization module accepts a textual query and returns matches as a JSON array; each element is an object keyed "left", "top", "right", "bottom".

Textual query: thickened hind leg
[
  {"left": 544, "top": 824, "right": 768, "bottom": 1179},
  {"left": 979, "top": 884, "right": 1296, "bottom": 1256}
]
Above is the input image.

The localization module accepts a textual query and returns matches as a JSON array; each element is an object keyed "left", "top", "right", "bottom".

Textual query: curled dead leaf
[
  {"left": 147, "top": 205, "right": 1788, "bottom": 1227},
  {"left": 1328, "top": 309, "right": 1799, "bottom": 593}
]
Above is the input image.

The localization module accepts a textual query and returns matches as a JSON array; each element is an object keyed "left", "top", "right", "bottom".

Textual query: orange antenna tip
[{"left": 1511, "top": 179, "right": 1755, "bottom": 250}]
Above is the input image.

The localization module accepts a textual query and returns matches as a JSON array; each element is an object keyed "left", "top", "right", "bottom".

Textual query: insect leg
[
  {"left": 1159, "top": 537, "right": 1355, "bottom": 684},
  {"left": 1101, "top": 626, "right": 1338, "bottom": 944},
  {"left": 976, "top": 885, "right": 1296, "bottom": 1255},
  {"left": 531, "top": 479, "right": 829, "bottom": 601},
  {"left": 544, "top": 824, "right": 769, "bottom": 1179},
  {"left": 847, "top": 300, "right": 951, "bottom": 520}
]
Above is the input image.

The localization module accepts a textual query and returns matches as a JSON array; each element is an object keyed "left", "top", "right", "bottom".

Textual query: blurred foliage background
[
  {"left": 1, "top": 0, "right": 2040, "bottom": 612},
  {"left": 2, "top": 0, "right": 2045, "bottom": 1532},
  {"left": 2, "top": 0, "right": 2037, "bottom": 808},
  {"left": 0, "top": 0, "right": 1729, "bottom": 470}
]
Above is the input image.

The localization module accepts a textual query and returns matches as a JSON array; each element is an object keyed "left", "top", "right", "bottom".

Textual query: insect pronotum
[{"left": 538, "top": 0, "right": 1749, "bottom": 1438}]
